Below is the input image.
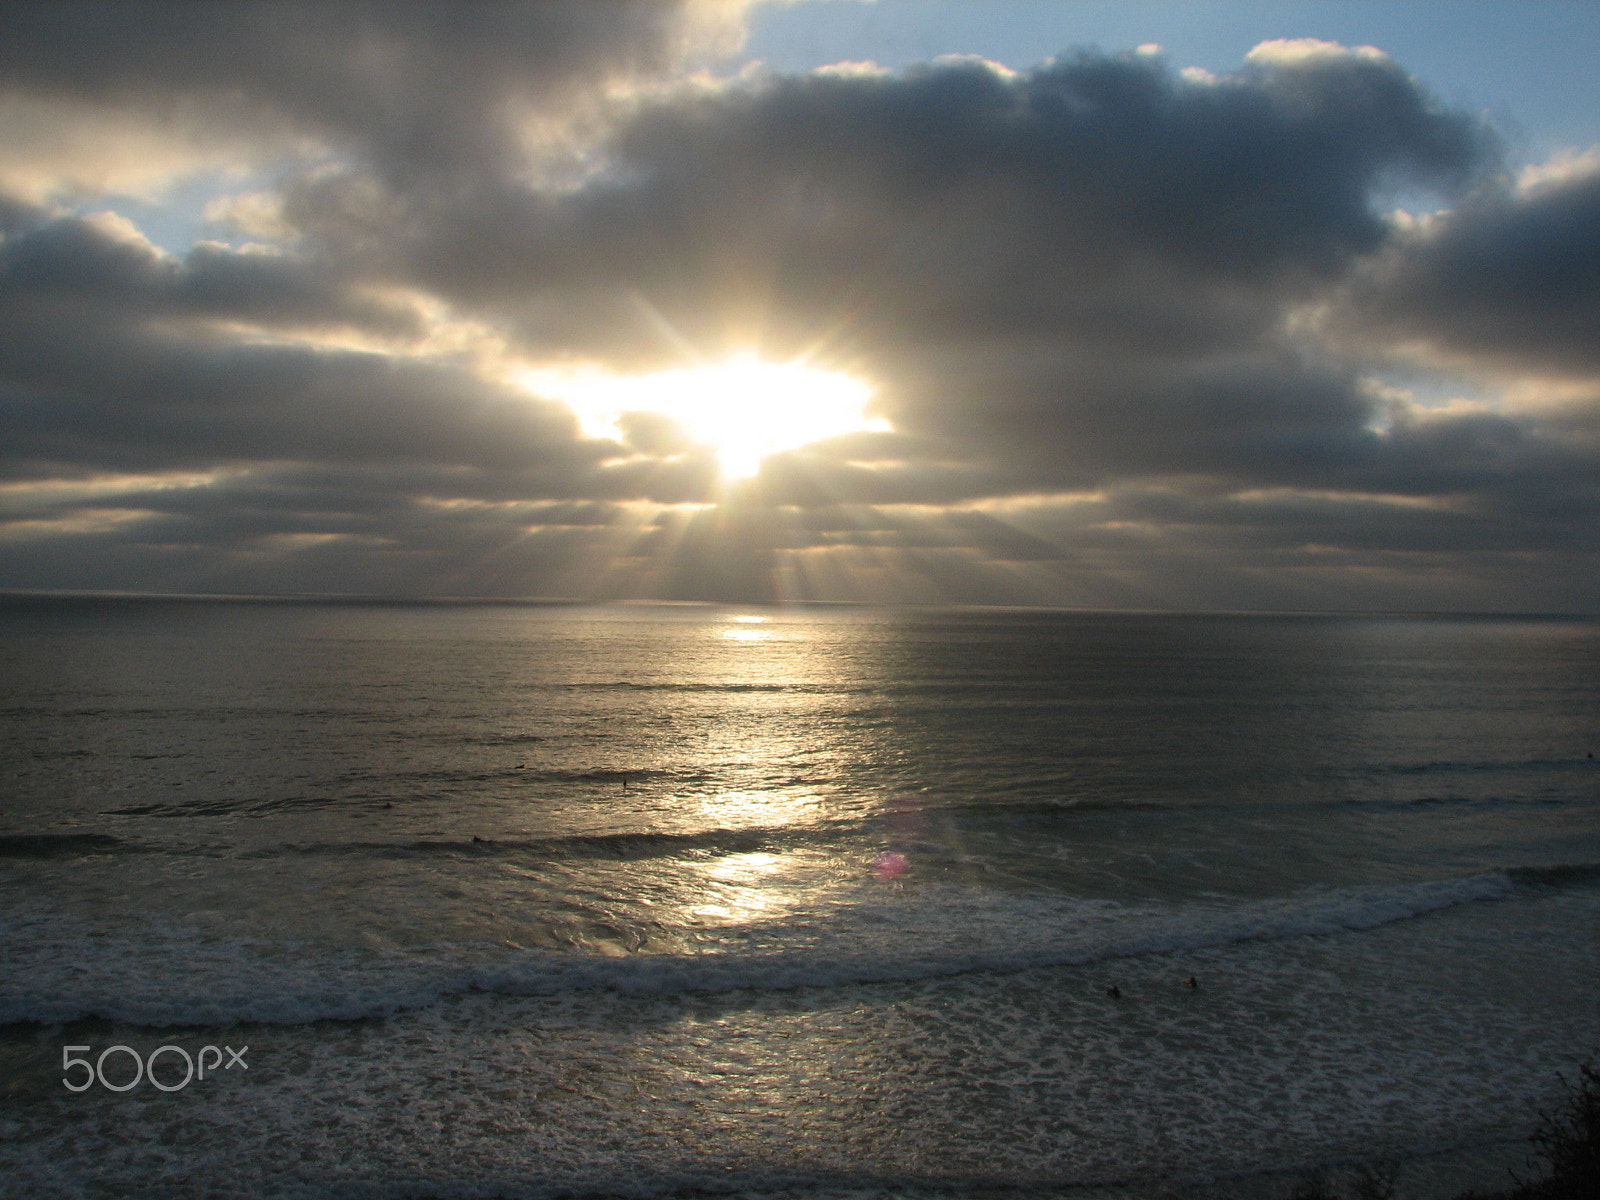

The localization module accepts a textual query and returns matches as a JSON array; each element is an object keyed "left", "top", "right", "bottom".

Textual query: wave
[
  {"left": 103, "top": 796, "right": 364, "bottom": 818},
  {"left": 861, "top": 789, "right": 1600, "bottom": 822},
  {"left": 96, "top": 767, "right": 746, "bottom": 820},
  {"left": 1507, "top": 861, "right": 1600, "bottom": 889},
  {"left": 1, "top": 704, "right": 370, "bottom": 721},
  {"left": 0, "top": 869, "right": 1535, "bottom": 1029},
  {"left": 1360, "top": 756, "right": 1597, "bottom": 777},
  {"left": 0, "top": 832, "right": 126, "bottom": 858},
  {"left": 246, "top": 823, "right": 857, "bottom": 863},
  {"left": 541, "top": 678, "right": 1075, "bottom": 697}
]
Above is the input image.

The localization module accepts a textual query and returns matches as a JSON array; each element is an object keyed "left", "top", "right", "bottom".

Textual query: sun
[{"left": 521, "top": 355, "right": 887, "bottom": 478}]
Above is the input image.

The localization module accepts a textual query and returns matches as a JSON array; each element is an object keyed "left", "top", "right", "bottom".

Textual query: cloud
[
  {"left": 0, "top": 207, "right": 414, "bottom": 332},
  {"left": 0, "top": 0, "right": 750, "bottom": 191},
  {"left": 0, "top": 90, "right": 238, "bottom": 203},
  {"left": 1, "top": 16, "right": 1597, "bottom": 609},
  {"left": 1341, "top": 164, "right": 1600, "bottom": 378},
  {"left": 363, "top": 45, "right": 1503, "bottom": 501},
  {"left": 1244, "top": 38, "right": 1387, "bottom": 67},
  {"left": 0, "top": 209, "right": 605, "bottom": 484}
]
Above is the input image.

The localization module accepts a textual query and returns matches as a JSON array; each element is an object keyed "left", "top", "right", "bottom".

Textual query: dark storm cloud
[
  {"left": 401, "top": 46, "right": 1489, "bottom": 337},
  {"left": 0, "top": 0, "right": 738, "bottom": 181},
  {"left": 361, "top": 44, "right": 1517, "bottom": 507},
  {"left": 0, "top": 192, "right": 46, "bottom": 235},
  {"left": 1343, "top": 167, "right": 1600, "bottom": 376},
  {"left": 0, "top": 208, "right": 416, "bottom": 334},
  {"left": 0, "top": 335, "right": 595, "bottom": 479},
  {"left": 4, "top": 12, "right": 1599, "bottom": 607},
  {"left": 0, "top": 203, "right": 628, "bottom": 483}
]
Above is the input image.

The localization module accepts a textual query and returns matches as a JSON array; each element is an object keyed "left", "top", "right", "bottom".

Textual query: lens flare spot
[{"left": 872, "top": 850, "right": 909, "bottom": 880}]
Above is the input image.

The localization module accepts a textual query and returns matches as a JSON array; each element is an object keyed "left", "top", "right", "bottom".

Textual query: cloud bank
[{"left": 1, "top": 5, "right": 1596, "bottom": 610}]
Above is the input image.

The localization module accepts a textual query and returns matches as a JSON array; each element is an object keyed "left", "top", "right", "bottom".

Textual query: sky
[{"left": 1, "top": 1, "right": 1598, "bottom": 611}]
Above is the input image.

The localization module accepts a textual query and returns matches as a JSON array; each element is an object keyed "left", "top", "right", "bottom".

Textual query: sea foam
[{"left": 0, "top": 870, "right": 1520, "bottom": 1028}]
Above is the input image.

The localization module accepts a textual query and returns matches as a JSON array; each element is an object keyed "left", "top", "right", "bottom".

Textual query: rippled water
[{"left": 1, "top": 600, "right": 1598, "bottom": 1199}]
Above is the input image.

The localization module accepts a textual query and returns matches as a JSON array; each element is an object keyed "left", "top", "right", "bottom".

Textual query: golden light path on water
[
  {"left": 722, "top": 613, "right": 773, "bottom": 642},
  {"left": 683, "top": 611, "right": 855, "bottom": 926},
  {"left": 690, "top": 851, "right": 787, "bottom": 920}
]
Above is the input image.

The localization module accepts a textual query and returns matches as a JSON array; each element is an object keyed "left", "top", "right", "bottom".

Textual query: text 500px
[{"left": 62, "top": 1044, "right": 248, "bottom": 1092}]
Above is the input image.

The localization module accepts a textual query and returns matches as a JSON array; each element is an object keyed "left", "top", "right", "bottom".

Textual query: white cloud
[
  {"left": 1246, "top": 39, "right": 1388, "bottom": 66},
  {"left": 1516, "top": 145, "right": 1600, "bottom": 196},
  {"left": 813, "top": 60, "right": 892, "bottom": 79},
  {"left": 0, "top": 94, "right": 247, "bottom": 203},
  {"left": 203, "top": 191, "right": 298, "bottom": 242}
]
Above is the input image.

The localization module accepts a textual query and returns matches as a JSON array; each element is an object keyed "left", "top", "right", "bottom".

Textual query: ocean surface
[{"left": 1, "top": 599, "right": 1597, "bottom": 1200}]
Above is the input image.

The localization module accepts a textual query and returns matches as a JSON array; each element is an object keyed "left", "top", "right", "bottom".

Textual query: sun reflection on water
[
  {"left": 705, "top": 851, "right": 783, "bottom": 880},
  {"left": 667, "top": 610, "right": 875, "bottom": 922},
  {"left": 691, "top": 788, "right": 819, "bottom": 829},
  {"left": 688, "top": 850, "right": 800, "bottom": 922},
  {"left": 721, "top": 613, "right": 776, "bottom": 642}
]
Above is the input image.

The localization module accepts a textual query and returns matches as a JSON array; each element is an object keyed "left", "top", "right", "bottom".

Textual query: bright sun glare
[{"left": 521, "top": 355, "right": 887, "bottom": 478}]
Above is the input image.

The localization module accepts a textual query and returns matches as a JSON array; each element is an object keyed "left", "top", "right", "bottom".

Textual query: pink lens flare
[{"left": 872, "top": 850, "right": 908, "bottom": 879}]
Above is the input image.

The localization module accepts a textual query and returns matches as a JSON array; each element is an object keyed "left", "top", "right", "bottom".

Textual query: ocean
[{"left": 1, "top": 599, "right": 1597, "bottom": 1200}]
